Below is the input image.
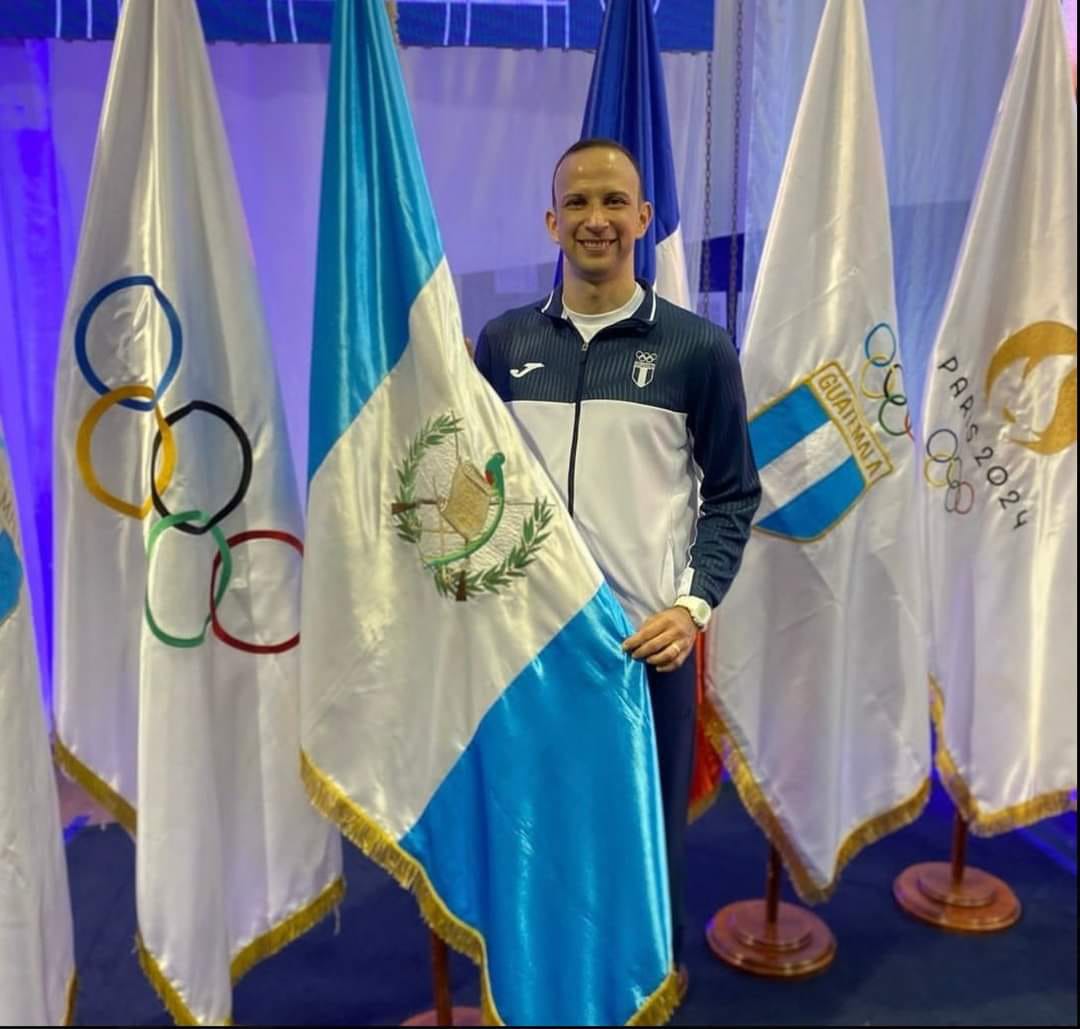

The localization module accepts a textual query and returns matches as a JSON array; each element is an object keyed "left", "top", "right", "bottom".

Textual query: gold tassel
[
  {"left": 385, "top": 1, "right": 399, "bottom": 46},
  {"left": 53, "top": 736, "right": 136, "bottom": 835},
  {"left": 687, "top": 784, "right": 721, "bottom": 824},
  {"left": 137, "top": 936, "right": 207, "bottom": 1026},
  {"left": 627, "top": 968, "right": 683, "bottom": 1027},
  {"left": 63, "top": 972, "right": 78, "bottom": 1026},
  {"left": 135, "top": 874, "right": 344, "bottom": 1026},
  {"left": 54, "top": 736, "right": 343, "bottom": 1024},
  {"left": 705, "top": 698, "right": 930, "bottom": 904},
  {"left": 230, "top": 876, "right": 346, "bottom": 982},
  {"left": 931, "top": 678, "right": 1077, "bottom": 836},
  {"left": 688, "top": 696, "right": 726, "bottom": 824},
  {"left": 301, "top": 750, "right": 679, "bottom": 1027}
]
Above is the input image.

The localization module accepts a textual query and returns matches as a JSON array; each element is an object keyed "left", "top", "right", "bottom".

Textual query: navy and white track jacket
[{"left": 475, "top": 281, "right": 761, "bottom": 627}]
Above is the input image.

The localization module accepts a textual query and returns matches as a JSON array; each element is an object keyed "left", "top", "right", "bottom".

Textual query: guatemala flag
[
  {"left": 577, "top": 0, "right": 691, "bottom": 307},
  {"left": 299, "top": 2, "right": 678, "bottom": 1025}
]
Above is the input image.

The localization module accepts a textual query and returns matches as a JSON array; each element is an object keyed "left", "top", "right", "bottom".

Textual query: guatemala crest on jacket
[{"left": 632, "top": 350, "right": 656, "bottom": 388}]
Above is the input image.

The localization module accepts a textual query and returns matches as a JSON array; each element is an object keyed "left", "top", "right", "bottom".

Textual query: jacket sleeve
[
  {"left": 682, "top": 331, "right": 761, "bottom": 609},
  {"left": 473, "top": 325, "right": 493, "bottom": 383}
]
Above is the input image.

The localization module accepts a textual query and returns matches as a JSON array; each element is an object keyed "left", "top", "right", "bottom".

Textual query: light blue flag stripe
[
  {"left": 400, "top": 584, "right": 671, "bottom": 1027},
  {"left": 308, "top": 0, "right": 443, "bottom": 481},
  {"left": 578, "top": 0, "right": 680, "bottom": 283},
  {"left": 0, "top": 531, "right": 23, "bottom": 625},
  {"left": 748, "top": 382, "right": 831, "bottom": 470},
  {"left": 757, "top": 456, "right": 865, "bottom": 541}
]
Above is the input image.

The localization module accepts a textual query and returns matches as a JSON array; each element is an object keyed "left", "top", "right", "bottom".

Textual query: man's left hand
[{"left": 623, "top": 607, "right": 698, "bottom": 673}]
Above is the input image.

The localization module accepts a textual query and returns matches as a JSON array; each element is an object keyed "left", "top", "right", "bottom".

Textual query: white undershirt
[{"left": 563, "top": 283, "right": 645, "bottom": 344}]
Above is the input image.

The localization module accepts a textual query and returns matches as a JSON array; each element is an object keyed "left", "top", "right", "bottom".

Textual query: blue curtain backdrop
[{"left": 0, "top": 0, "right": 714, "bottom": 49}]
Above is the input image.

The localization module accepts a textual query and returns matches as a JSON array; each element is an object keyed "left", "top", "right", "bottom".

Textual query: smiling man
[{"left": 474, "top": 138, "right": 760, "bottom": 975}]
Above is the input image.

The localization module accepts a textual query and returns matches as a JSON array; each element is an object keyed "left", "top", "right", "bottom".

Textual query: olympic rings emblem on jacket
[{"left": 73, "top": 275, "right": 301, "bottom": 653}]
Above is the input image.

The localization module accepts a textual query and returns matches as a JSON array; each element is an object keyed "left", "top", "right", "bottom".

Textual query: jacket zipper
[{"left": 566, "top": 336, "right": 591, "bottom": 517}]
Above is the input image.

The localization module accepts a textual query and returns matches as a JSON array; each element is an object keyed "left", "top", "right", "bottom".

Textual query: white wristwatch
[{"left": 674, "top": 595, "right": 712, "bottom": 631}]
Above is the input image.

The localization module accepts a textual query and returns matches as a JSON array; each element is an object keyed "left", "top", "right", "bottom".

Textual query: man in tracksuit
[{"left": 475, "top": 138, "right": 760, "bottom": 986}]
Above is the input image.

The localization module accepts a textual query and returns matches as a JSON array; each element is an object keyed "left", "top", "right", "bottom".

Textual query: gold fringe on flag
[
  {"left": 301, "top": 750, "right": 682, "bottom": 1027},
  {"left": 136, "top": 875, "right": 344, "bottom": 1027},
  {"left": 688, "top": 692, "right": 726, "bottom": 824},
  {"left": 54, "top": 738, "right": 343, "bottom": 1024},
  {"left": 53, "top": 737, "right": 136, "bottom": 835},
  {"left": 704, "top": 701, "right": 930, "bottom": 904},
  {"left": 930, "top": 678, "right": 1077, "bottom": 836},
  {"left": 63, "top": 972, "right": 78, "bottom": 1026}
]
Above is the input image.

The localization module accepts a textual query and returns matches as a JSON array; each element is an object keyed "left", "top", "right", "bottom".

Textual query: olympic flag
[
  {"left": 52, "top": 2, "right": 341, "bottom": 1023},
  {"left": 921, "top": 0, "right": 1077, "bottom": 833},
  {"left": 705, "top": 0, "right": 930, "bottom": 902},
  {"left": 1, "top": 426, "right": 75, "bottom": 1025}
]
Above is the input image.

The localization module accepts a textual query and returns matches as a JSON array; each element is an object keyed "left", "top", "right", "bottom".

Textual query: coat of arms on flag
[{"left": 390, "top": 412, "right": 553, "bottom": 602}]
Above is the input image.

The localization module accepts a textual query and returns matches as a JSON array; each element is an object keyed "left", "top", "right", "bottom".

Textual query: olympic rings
[
  {"left": 75, "top": 276, "right": 183, "bottom": 412},
  {"left": 210, "top": 531, "right": 303, "bottom": 655},
  {"left": 145, "top": 510, "right": 233, "bottom": 648},
  {"left": 858, "top": 322, "right": 912, "bottom": 440},
  {"left": 923, "top": 426, "right": 974, "bottom": 514},
  {"left": 150, "top": 401, "right": 253, "bottom": 536},
  {"left": 926, "top": 455, "right": 964, "bottom": 490},
  {"left": 878, "top": 387, "right": 912, "bottom": 438},
  {"left": 76, "top": 385, "right": 177, "bottom": 519},
  {"left": 925, "top": 428, "right": 958, "bottom": 463},
  {"left": 864, "top": 322, "right": 897, "bottom": 367},
  {"left": 73, "top": 276, "right": 303, "bottom": 656},
  {"left": 944, "top": 481, "right": 975, "bottom": 515}
]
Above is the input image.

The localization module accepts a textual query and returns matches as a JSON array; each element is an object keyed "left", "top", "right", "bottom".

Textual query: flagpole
[
  {"left": 705, "top": 843, "right": 835, "bottom": 978},
  {"left": 892, "top": 810, "right": 1021, "bottom": 932},
  {"left": 385, "top": 4, "right": 482, "bottom": 1014},
  {"left": 401, "top": 933, "right": 483, "bottom": 1027}
]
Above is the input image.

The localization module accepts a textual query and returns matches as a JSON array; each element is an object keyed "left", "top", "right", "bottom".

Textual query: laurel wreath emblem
[{"left": 391, "top": 413, "right": 553, "bottom": 600}]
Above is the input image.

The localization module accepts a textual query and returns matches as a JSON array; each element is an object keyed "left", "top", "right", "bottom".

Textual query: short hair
[{"left": 550, "top": 138, "right": 645, "bottom": 208}]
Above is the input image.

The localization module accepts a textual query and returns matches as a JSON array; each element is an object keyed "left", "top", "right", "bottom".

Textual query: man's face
[{"left": 546, "top": 147, "right": 652, "bottom": 286}]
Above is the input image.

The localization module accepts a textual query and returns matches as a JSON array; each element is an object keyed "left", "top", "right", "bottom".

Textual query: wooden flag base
[
  {"left": 706, "top": 845, "right": 836, "bottom": 979},
  {"left": 401, "top": 933, "right": 484, "bottom": 1026},
  {"left": 893, "top": 811, "right": 1021, "bottom": 932}
]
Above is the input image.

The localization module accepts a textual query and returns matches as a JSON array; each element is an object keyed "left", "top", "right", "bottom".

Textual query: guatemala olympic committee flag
[
  {"left": 705, "top": 0, "right": 930, "bottom": 903},
  {"left": 1, "top": 429, "right": 76, "bottom": 1026},
  {"left": 921, "top": 0, "right": 1077, "bottom": 833},
  {"left": 300, "top": 2, "right": 677, "bottom": 1025},
  {"left": 52, "top": 2, "right": 342, "bottom": 1023}
]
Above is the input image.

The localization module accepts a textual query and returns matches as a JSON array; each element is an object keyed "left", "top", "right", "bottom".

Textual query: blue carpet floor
[{"left": 66, "top": 780, "right": 1076, "bottom": 1026}]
